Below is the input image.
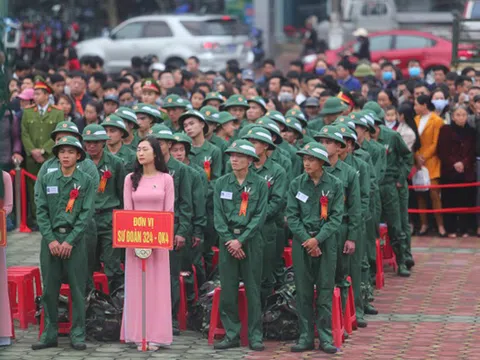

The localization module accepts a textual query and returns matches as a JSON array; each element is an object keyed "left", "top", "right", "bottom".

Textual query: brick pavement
[{"left": 2, "top": 231, "right": 480, "bottom": 359}]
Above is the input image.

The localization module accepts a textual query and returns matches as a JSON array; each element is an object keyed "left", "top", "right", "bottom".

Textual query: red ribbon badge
[
  {"left": 203, "top": 159, "right": 211, "bottom": 181},
  {"left": 98, "top": 168, "right": 112, "bottom": 193},
  {"left": 320, "top": 192, "right": 329, "bottom": 220},
  {"left": 66, "top": 185, "right": 80, "bottom": 212},
  {"left": 239, "top": 188, "right": 250, "bottom": 216}
]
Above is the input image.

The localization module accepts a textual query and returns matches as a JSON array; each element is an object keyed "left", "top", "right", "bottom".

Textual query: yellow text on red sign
[{"left": 112, "top": 210, "right": 174, "bottom": 250}]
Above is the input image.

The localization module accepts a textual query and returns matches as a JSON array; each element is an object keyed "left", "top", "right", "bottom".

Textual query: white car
[
  {"left": 75, "top": 14, "right": 253, "bottom": 73},
  {"left": 463, "top": 0, "right": 480, "bottom": 40}
]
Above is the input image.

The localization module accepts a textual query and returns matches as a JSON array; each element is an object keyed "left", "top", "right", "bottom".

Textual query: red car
[{"left": 304, "top": 29, "right": 476, "bottom": 77}]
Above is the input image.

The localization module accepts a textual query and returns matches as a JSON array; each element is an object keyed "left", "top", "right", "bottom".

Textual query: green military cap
[
  {"left": 335, "top": 124, "right": 360, "bottom": 150},
  {"left": 53, "top": 135, "right": 86, "bottom": 161},
  {"left": 313, "top": 124, "right": 346, "bottom": 148},
  {"left": 242, "top": 126, "right": 276, "bottom": 150},
  {"left": 149, "top": 124, "right": 175, "bottom": 141},
  {"left": 83, "top": 124, "right": 110, "bottom": 141},
  {"left": 348, "top": 111, "right": 370, "bottom": 130},
  {"left": 333, "top": 115, "right": 357, "bottom": 131},
  {"left": 319, "top": 97, "right": 349, "bottom": 115},
  {"left": 362, "top": 108, "right": 384, "bottom": 125},
  {"left": 265, "top": 110, "right": 287, "bottom": 126},
  {"left": 202, "top": 91, "right": 225, "bottom": 106},
  {"left": 363, "top": 101, "right": 385, "bottom": 120},
  {"left": 141, "top": 78, "right": 161, "bottom": 93},
  {"left": 162, "top": 94, "right": 191, "bottom": 109},
  {"left": 216, "top": 111, "right": 238, "bottom": 126},
  {"left": 115, "top": 106, "right": 139, "bottom": 128},
  {"left": 296, "top": 142, "right": 330, "bottom": 166},
  {"left": 51, "top": 121, "right": 82, "bottom": 141},
  {"left": 285, "top": 117, "right": 304, "bottom": 139},
  {"left": 225, "top": 139, "right": 259, "bottom": 161},
  {"left": 247, "top": 96, "right": 267, "bottom": 112},
  {"left": 101, "top": 114, "right": 129, "bottom": 138},
  {"left": 285, "top": 108, "right": 308, "bottom": 127},
  {"left": 255, "top": 117, "right": 283, "bottom": 144},
  {"left": 179, "top": 109, "right": 209, "bottom": 135},
  {"left": 172, "top": 132, "right": 193, "bottom": 154},
  {"left": 200, "top": 105, "right": 221, "bottom": 123},
  {"left": 133, "top": 103, "right": 164, "bottom": 122},
  {"left": 223, "top": 94, "right": 250, "bottom": 109},
  {"left": 238, "top": 123, "right": 257, "bottom": 139}
]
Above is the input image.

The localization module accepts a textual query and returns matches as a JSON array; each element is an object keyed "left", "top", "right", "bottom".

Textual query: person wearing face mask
[
  {"left": 278, "top": 82, "right": 296, "bottom": 112},
  {"left": 431, "top": 88, "right": 451, "bottom": 124},
  {"left": 380, "top": 62, "right": 398, "bottom": 92},
  {"left": 407, "top": 60, "right": 423, "bottom": 80},
  {"left": 314, "top": 59, "right": 328, "bottom": 77}
]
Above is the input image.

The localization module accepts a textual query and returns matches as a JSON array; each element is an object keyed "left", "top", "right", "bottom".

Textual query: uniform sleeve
[
  {"left": 346, "top": 171, "right": 361, "bottom": 242},
  {"left": 164, "top": 174, "right": 175, "bottom": 213},
  {"left": 211, "top": 146, "right": 223, "bottom": 180},
  {"left": 191, "top": 170, "right": 207, "bottom": 239},
  {"left": 65, "top": 174, "right": 96, "bottom": 246},
  {"left": 266, "top": 167, "right": 287, "bottom": 221},
  {"left": 315, "top": 179, "right": 343, "bottom": 245},
  {"left": 21, "top": 111, "right": 35, "bottom": 155},
  {"left": 85, "top": 163, "right": 100, "bottom": 188},
  {"left": 35, "top": 177, "right": 56, "bottom": 244},
  {"left": 116, "top": 160, "right": 126, "bottom": 209},
  {"left": 237, "top": 180, "right": 268, "bottom": 244},
  {"left": 176, "top": 166, "right": 193, "bottom": 238},
  {"left": 42, "top": 111, "right": 63, "bottom": 155},
  {"left": 375, "top": 146, "right": 387, "bottom": 183},
  {"left": 359, "top": 162, "right": 371, "bottom": 215},
  {"left": 213, "top": 180, "right": 234, "bottom": 242},
  {"left": 35, "top": 162, "right": 49, "bottom": 195},
  {"left": 395, "top": 133, "right": 414, "bottom": 184},
  {"left": 286, "top": 179, "right": 311, "bottom": 244},
  {"left": 123, "top": 174, "right": 134, "bottom": 211}
]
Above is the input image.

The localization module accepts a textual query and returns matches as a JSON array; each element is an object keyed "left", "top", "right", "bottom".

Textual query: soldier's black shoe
[
  {"left": 319, "top": 342, "right": 337, "bottom": 354},
  {"left": 70, "top": 342, "right": 87, "bottom": 351},
  {"left": 364, "top": 304, "right": 379, "bottom": 315},
  {"left": 31, "top": 342, "right": 58, "bottom": 350},
  {"left": 405, "top": 258, "right": 415, "bottom": 269},
  {"left": 214, "top": 338, "right": 240, "bottom": 350},
  {"left": 249, "top": 342, "right": 265, "bottom": 351},
  {"left": 290, "top": 342, "right": 314, "bottom": 352},
  {"left": 357, "top": 318, "right": 368, "bottom": 328},
  {"left": 397, "top": 264, "right": 411, "bottom": 277}
]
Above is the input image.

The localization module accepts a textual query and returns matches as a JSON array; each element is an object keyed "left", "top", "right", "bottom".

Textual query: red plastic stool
[
  {"left": 283, "top": 247, "right": 293, "bottom": 267},
  {"left": 375, "top": 239, "right": 385, "bottom": 289},
  {"left": 208, "top": 287, "right": 248, "bottom": 347},
  {"left": 8, "top": 266, "right": 42, "bottom": 297},
  {"left": 7, "top": 272, "right": 36, "bottom": 329},
  {"left": 344, "top": 276, "right": 357, "bottom": 334},
  {"left": 178, "top": 275, "right": 188, "bottom": 331},
  {"left": 93, "top": 272, "right": 109, "bottom": 294},
  {"left": 332, "top": 287, "right": 345, "bottom": 349},
  {"left": 191, "top": 265, "right": 199, "bottom": 303},
  {"left": 39, "top": 284, "right": 72, "bottom": 338},
  {"left": 212, "top": 246, "right": 219, "bottom": 269},
  {"left": 7, "top": 281, "right": 16, "bottom": 339},
  {"left": 380, "top": 224, "right": 398, "bottom": 271}
]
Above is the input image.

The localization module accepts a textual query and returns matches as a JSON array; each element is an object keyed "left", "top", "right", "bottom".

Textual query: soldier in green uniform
[
  {"left": 200, "top": 105, "right": 228, "bottom": 154},
  {"left": 309, "top": 97, "right": 348, "bottom": 133},
  {"left": 282, "top": 117, "right": 305, "bottom": 149},
  {"left": 179, "top": 110, "right": 222, "bottom": 273},
  {"left": 371, "top": 112, "right": 413, "bottom": 277},
  {"left": 171, "top": 132, "right": 208, "bottom": 305},
  {"left": 287, "top": 142, "right": 344, "bottom": 354},
  {"left": 246, "top": 96, "right": 267, "bottom": 124},
  {"left": 242, "top": 127, "right": 287, "bottom": 304},
  {"left": 115, "top": 106, "right": 140, "bottom": 150},
  {"left": 314, "top": 126, "right": 361, "bottom": 319},
  {"left": 150, "top": 124, "right": 193, "bottom": 334},
  {"left": 133, "top": 103, "right": 164, "bottom": 140},
  {"left": 284, "top": 108, "right": 312, "bottom": 139},
  {"left": 83, "top": 124, "right": 126, "bottom": 290},
  {"left": 202, "top": 91, "right": 225, "bottom": 109},
  {"left": 101, "top": 114, "right": 136, "bottom": 173},
  {"left": 36, "top": 122, "right": 100, "bottom": 293},
  {"left": 223, "top": 94, "right": 249, "bottom": 125},
  {"left": 22, "top": 79, "right": 64, "bottom": 226},
  {"left": 32, "top": 136, "right": 96, "bottom": 351},
  {"left": 215, "top": 111, "right": 238, "bottom": 144},
  {"left": 162, "top": 94, "right": 190, "bottom": 132},
  {"left": 213, "top": 139, "right": 268, "bottom": 351}
]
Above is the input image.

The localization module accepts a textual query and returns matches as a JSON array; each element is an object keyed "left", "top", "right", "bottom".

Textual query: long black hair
[
  {"left": 398, "top": 102, "right": 421, "bottom": 153},
  {"left": 131, "top": 136, "right": 169, "bottom": 191}
]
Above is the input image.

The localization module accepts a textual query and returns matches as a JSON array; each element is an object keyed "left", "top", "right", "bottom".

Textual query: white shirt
[
  {"left": 37, "top": 103, "right": 49, "bottom": 116},
  {"left": 296, "top": 93, "right": 306, "bottom": 105},
  {"left": 417, "top": 113, "right": 431, "bottom": 136}
]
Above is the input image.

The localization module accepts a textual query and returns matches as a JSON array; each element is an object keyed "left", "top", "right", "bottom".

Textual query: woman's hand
[
  {"left": 414, "top": 154, "right": 425, "bottom": 169},
  {"left": 453, "top": 162, "right": 464, "bottom": 173}
]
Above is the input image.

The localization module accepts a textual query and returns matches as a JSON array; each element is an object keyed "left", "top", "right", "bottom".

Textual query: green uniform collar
[{"left": 227, "top": 168, "right": 256, "bottom": 186}]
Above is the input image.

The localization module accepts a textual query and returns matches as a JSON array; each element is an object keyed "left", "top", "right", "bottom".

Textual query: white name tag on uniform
[
  {"left": 46, "top": 186, "right": 58, "bottom": 194},
  {"left": 296, "top": 191, "right": 308, "bottom": 203},
  {"left": 47, "top": 168, "right": 58, "bottom": 173},
  {"left": 221, "top": 191, "right": 233, "bottom": 200}
]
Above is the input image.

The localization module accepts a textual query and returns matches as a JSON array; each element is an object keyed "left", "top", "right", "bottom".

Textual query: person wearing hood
[{"left": 352, "top": 28, "right": 371, "bottom": 62}]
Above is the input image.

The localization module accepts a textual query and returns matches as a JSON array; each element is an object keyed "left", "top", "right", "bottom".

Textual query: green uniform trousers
[
  {"left": 398, "top": 181, "right": 412, "bottom": 262},
  {"left": 219, "top": 233, "right": 263, "bottom": 344},
  {"left": 203, "top": 210, "right": 218, "bottom": 275},
  {"left": 380, "top": 183, "right": 407, "bottom": 264},
  {"left": 84, "top": 217, "right": 97, "bottom": 293},
  {"left": 181, "top": 238, "right": 206, "bottom": 305},
  {"left": 352, "top": 223, "right": 366, "bottom": 320},
  {"left": 170, "top": 248, "right": 180, "bottom": 327},
  {"left": 40, "top": 231, "right": 87, "bottom": 344},
  {"left": 335, "top": 223, "right": 350, "bottom": 312},
  {"left": 94, "top": 211, "right": 124, "bottom": 291},
  {"left": 261, "top": 221, "right": 277, "bottom": 305},
  {"left": 293, "top": 235, "right": 337, "bottom": 346},
  {"left": 26, "top": 157, "right": 42, "bottom": 224}
]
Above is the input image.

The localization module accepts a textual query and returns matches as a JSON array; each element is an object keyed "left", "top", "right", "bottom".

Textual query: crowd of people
[{"left": 0, "top": 50, "right": 479, "bottom": 354}]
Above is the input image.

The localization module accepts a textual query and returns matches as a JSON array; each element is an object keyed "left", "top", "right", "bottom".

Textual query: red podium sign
[
  {"left": 0, "top": 210, "right": 6, "bottom": 247},
  {"left": 112, "top": 210, "right": 174, "bottom": 250}
]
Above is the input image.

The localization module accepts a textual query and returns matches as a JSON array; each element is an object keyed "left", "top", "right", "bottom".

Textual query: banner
[
  {"left": 0, "top": 209, "right": 6, "bottom": 247},
  {"left": 112, "top": 210, "right": 174, "bottom": 250}
]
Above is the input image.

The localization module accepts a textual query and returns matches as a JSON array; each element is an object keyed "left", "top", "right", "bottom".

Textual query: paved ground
[{"left": 2, "top": 231, "right": 480, "bottom": 359}]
